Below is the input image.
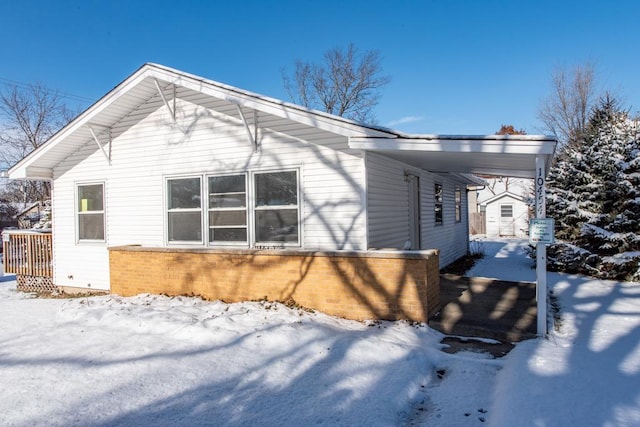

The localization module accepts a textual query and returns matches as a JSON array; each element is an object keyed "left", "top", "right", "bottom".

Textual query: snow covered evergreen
[{"left": 547, "top": 96, "right": 640, "bottom": 281}]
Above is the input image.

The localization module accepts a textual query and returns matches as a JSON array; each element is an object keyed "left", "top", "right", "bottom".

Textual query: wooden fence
[
  {"left": 2, "top": 230, "right": 54, "bottom": 292},
  {"left": 469, "top": 212, "right": 486, "bottom": 235}
]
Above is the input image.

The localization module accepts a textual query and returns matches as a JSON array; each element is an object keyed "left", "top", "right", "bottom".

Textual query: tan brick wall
[{"left": 109, "top": 247, "right": 440, "bottom": 322}]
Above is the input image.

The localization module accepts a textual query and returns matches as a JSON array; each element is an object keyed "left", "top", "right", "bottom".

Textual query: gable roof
[
  {"left": 480, "top": 191, "right": 527, "bottom": 206},
  {"left": 16, "top": 202, "right": 42, "bottom": 218},
  {"left": 9, "top": 63, "right": 396, "bottom": 179},
  {"left": 9, "top": 63, "right": 557, "bottom": 180}
]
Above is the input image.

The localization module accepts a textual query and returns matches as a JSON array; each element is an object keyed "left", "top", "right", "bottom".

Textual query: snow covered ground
[{"left": 1, "top": 238, "right": 639, "bottom": 426}]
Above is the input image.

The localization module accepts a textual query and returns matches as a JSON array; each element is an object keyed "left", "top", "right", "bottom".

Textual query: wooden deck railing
[{"left": 2, "top": 230, "right": 53, "bottom": 277}]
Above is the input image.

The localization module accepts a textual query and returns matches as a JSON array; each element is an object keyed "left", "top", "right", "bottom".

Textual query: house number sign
[{"left": 535, "top": 166, "right": 545, "bottom": 218}]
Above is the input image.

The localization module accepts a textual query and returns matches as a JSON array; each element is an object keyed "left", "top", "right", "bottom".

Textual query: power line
[{"left": 0, "top": 77, "right": 94, "bottom": 104}]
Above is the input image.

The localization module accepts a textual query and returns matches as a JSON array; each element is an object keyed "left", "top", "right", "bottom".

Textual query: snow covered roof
[{"left": 9, "top": 63, "right": 557, "bottom": 180}]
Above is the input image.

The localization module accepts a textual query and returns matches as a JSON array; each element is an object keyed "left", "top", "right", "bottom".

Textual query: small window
[
  {"left": 455, "top": 185, "right": 461, "bottom": 223},
  {"left": 254, "top": 171, "right": 299, "bottom": 244},
  {"left": 501, "top": 204, "right": 514, "bottom": 218},
  {"left": 208, "top": 174, "right": 247, "bottom": 243},
  {"left": 167, "top": 177, "right": 202, "bottom": 242},
  {"left": 434, "top": 183, "right": 443, "bottom": 224},
  {"left": 77, "top": 183, "right": 105, "bottom": 241}
]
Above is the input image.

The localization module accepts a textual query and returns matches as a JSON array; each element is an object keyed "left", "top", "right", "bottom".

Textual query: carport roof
[{"left": 349, "top": 134, "right": 557, "bottom": 179}]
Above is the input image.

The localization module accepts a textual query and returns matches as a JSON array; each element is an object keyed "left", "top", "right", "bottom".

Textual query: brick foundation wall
[{"left": 108, "top": 246, "right": 440, "bottom": 322}]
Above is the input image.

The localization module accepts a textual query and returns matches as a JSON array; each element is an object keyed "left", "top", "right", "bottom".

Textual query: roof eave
[
  {"left": 144, "top": 64, "right": 397, "bottom": 138},
  {"left": 8, "top": 64, "right": 153, "bottom": 180},
  {"left": 349, "top": 134, "right": 558, "bottom": 178}
]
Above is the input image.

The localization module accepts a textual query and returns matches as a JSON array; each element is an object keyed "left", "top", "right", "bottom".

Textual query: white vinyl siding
[
  {"left": 51, "top": 95, "right": 366, "bottom": 290},
  {"left": 426, "top": 176, "right": 470, "bottom": 267},
  {"left": 366, "top": 152, "right": 469, "bottom": 267},
  {"left": 365, "top": 152, "right": 410, "bottom": 249}
]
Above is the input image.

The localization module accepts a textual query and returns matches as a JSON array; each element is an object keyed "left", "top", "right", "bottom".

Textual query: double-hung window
[
  {"left": 167, "top": 177, "right": 202, "bottom": 243},
  {"left": 77, "top": 183, "right": 105, "bottom": 241},
  {"left": 434, "top": 183, "right": 443, "bottom": 225},
  {"left": 208, "top": 174, "right": 248, "bottom": 243},
  {"left": 254, "top": 171, "right": 299, "bottom": 244},
  {"left": 455, "top": 185, "right": 461, "bottom": 223}
]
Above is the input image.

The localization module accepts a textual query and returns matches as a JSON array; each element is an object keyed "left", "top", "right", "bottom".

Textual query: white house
[{"left": 6, "top": 63, "right": 556, "bottom": 321}]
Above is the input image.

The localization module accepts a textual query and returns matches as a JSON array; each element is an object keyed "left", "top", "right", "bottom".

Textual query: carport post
[{"left": 535, "top": 155, "right": 548, "bottom": 336}]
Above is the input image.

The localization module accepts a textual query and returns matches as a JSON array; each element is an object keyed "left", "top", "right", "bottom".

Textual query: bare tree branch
[
  {"left": 0, "top": 82, "right": 73, "bottom": 203},
  {"left": 282, "top": 43, "right": 390, "bottom": 123},
  {"left": 538, "top": 62, "right": 598, "bottom": 147}
]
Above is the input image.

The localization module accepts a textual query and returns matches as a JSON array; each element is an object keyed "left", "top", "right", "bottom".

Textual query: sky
[{"left": 1, "top": 0, "right": 640, "bottom": 136}]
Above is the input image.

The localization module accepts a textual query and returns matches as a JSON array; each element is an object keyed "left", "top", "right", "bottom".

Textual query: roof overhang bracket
[
  {"left": 88, "top": 126, "right": 112, "bottom": 165},
  {"left": 235, "top": 105, "right": 259, "bottom": 152},
  {"left": 153, "top": 78, "right": 176, "bottom": 123}
]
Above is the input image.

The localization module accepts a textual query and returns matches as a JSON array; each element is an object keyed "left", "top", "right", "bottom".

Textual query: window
[
  {"left": 434, "top": 183, "right": 443, "bottom": 224},
  {"left": 208, "top": 174, "right": 247, "bottom": 243},
  {"left": 455, "top": 185, "right": 461, "bottom": 223},
  {"left": 166, "top": 169, "right": 300, "bottom": 246},
  {"left": 254, "top": 171, "right": 299, "bottom": 244},
  {"left": 167, "top": 177, "right": 202, "bottom": 242},
  {"left": 77, "top": 183, "right": 105, "bottom": 241},
  {"left": 501, "top": 204, "right": 514, "bottom": 218}
]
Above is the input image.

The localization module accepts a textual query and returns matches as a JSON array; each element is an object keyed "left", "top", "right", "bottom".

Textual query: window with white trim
[
  {"left": 77, "top": 183, "right": 105, "bottom": 241},
  {"left": 254, "top": 170, "right": 299, "bottom": 244},
  {"left": 208, "top": 174, "right": 248, "bottom": 243},
  {"left": 434, "top": 183, "right": 443, "bottom": 225},
  {"left": 167, "top": 177, "right": 202, "bottom": 243},
  {"left": 455, "top": 185, "right": 461, "bottom": 223},
  {"left": 166, "top": 169, "right": 300, "bottom": 246},
  {"left": 501, "top": 204, "right": 514, "bottom": 218}
]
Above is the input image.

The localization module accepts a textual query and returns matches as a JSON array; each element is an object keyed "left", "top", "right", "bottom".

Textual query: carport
[{"left": 350, "top": 134, "right": 557, "bottom": 335}]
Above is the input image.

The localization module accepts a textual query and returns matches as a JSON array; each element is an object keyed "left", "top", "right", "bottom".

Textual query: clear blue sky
[{"left": 1, "top": 0, "right": 639, "bottom": 135}]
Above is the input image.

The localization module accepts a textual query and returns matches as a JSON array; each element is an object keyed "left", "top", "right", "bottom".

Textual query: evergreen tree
[{"left": 546, "top": 95, "right": 640, "bottom": 281}]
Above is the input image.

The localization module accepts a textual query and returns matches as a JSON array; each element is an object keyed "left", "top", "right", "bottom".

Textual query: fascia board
[{"left": 349, "top": 136, "right": 557, "bottom": 155}]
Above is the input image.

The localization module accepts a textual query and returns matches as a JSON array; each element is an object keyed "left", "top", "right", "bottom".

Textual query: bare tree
[
  {"left": 537, "top": 62, "right": 598, "bottom": 147},
  {"left": 282, "top": 43, "right": 390, "bottom": 123},
  {"left": 0, "top": 82, "right": 75, "bottom": 203}
]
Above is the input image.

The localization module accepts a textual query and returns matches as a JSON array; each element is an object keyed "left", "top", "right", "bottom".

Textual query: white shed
[{"left": 481, "top": 191, "right": 530, "bottom": 237}]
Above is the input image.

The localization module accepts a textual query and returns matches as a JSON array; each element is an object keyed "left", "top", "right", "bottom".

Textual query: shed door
[
  {"left": 499, "top": 204, "right": 515, "bottom": 236},
  {"left": 407, "top": 174, "right": 421, "bottom": 249}
]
